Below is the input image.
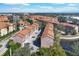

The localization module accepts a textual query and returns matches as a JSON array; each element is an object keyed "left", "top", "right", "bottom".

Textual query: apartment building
[
  {"left": 0, "top": 15, "right": 16, "bottom": 36},
  {"left": 11, "top": 23, "right": 39, "bottom": 47},
  {"left": 41, "top": 23, "right": 54, "bottom": 48},
  {"left": 60, "top": 23, "right": 78, "bottom": 34}
]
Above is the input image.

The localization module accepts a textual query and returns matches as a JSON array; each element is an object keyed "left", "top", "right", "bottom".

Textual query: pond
[
  {"left": 60, "top": 40, "right": 72, "bottom": 51},
  {"left": 60, "top": 39, "right": 79, "bottom": 52}
]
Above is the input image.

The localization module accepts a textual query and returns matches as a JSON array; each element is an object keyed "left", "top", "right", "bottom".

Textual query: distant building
[
  {"left": 13, "top": 15, "right": 20, "bottom": 23},
  {"left": 60, "top": 23, "right": 78, "bottom": 34},
  {"left": 8, "top": 15, "right": 13, "bottom": 23},
  {"left": 28, "top": 15, "right": 79, "bottom": 35},
  {"left": 41, "top": 23, "right": 54, "bottom": 48}
]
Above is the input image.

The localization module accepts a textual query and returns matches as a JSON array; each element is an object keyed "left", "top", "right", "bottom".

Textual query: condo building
[
  {"left": 11, "top": 23, "right": 39, "bottom": 47},
  {"left": 0, "top": 15, "right": 16, "bottom": 36},
  {"left": 41, "top": 23, "right": 54, "bottom": 48}
]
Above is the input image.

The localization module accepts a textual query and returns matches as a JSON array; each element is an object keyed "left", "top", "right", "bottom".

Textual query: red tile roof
[
  {"left": 27, "top": 15, "right": 59, "bottom": 24},
  {"left": 0, "top": 15, "right": 9, "bottom": 22},
  {"left": 60, "top": 23, "right": 77, "bottom": 28},
  {"left": 41, "top": 23, "right": 54, "bottom": 39},
  {"left": 15, "top": 23, "right": 39, "bottom": 39}
]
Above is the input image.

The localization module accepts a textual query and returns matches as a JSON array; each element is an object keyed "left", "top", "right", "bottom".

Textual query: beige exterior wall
[
  {"left": 19, "top": 26, "right": 24, "bottom": 30},
  {"left": 9, "top": 26, "right": 14, "bottom": 32},
  {"left": 13, "top": 25, "right": 16, "bottom": 30},
  {"left": 0, "top": 28, "right": 7, "bottom": 36},
  {"left": 41, "top": 37, "right": 54, "bottom": 48},
  {"left": 75, "top": 26, "right": 78, "bottom": 33}
]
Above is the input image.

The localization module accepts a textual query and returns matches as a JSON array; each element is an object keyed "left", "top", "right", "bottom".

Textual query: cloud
[
  {"left": 0, "top": 0, "right": 79, "bottom": 3},
  {"left": 39, "top": 6, "right": 53, "bottom": 9},
  {"left": 53, "top": 6, "right": 79, "bottom": 12},
  {"left": 3, "top": 3, "right": 30, "bottom": 6},
  {"left": 22, "top": 3, "right": 30, "bottom": 6},
  {"left": 0, "top": 3, "right": 79, "bottom": 13},
  {"left": 37, "top": 4, "right": 79, "bottom": 12},
  {"left": 67, "top": 4, "right": 76, "bottom": 6},
  {"left": 35, "top": 5, "right": 79, "bottom": 13},
  {"left": 0, "top": 0, "right": 27, "bottom": 4},
  {"left": 5, "top": 8, "right": 21, "bottom": 12}
]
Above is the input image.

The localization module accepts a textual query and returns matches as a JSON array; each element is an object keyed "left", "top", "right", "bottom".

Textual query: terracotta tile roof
[
  {"left": 41, "top": 23, "right": 54, "bottom": 39},
  {"left": 16, "top": 28, "right": 31, "bottom": 39},
  {"left": 0, "top": 22, "right": 9, "bottom": 29},
  {"left": 0, "top": 15, "right": 9, "bottom": 22},
  {"left": 27, "top": 15, "right": 77, "bottom": 28},
  {"left": 49, "top": 18, "right": 59, "bottom": 24},
  {"left": 27, "top": 15, "right": 59, "bottom": 24},
  {"left": 0, "top": 15, "right": 11, "bottom": 29},
  {"left": 60, "top": 23, "right": 77, "bottom": 28},
  {"left": 15, "top": 23, "right": 39, "bottom": 39}
]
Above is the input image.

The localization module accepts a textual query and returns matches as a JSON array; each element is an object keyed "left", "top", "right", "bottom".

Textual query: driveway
[
  {"left": 60, "top": 35, "right": 79, "bottom": 40},
  {"left": 23, "top": 30, "right": 41, "bottom": 53}
]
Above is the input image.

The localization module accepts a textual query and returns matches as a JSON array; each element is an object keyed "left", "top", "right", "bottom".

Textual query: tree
[
  {"left": 54, "top": 24, "right": 65, "bottom": 33},
  {"left": 6, "top": 40, "right": 21, "bottom": 56},
  {"left": 53, "top": 32, "right": 66, "bottom": 56},
  {"left": 8, "top": 40, "right": 15, "bottom": 48},
  {"left": 72, "top": 18, "right": 77, "bottom": 25},
  {"left": 7, "top": 40, "right": 16, "bottom": 56},
  {"left": 71, "top": 29, "right": 77, "bottom": 35},
  {"left": 26, "top": 19, "right": 33, "bottom": 24},
  {"left": 13, "top": 43, "right": 31, "bottom": 56},
  {"left": 58, "top": 16, "right": 67, "bottom": 22}
]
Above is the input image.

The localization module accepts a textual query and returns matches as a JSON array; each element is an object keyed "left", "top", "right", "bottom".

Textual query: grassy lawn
[{"left": 0, "top": 34, "right": 10, "bottom": 41}]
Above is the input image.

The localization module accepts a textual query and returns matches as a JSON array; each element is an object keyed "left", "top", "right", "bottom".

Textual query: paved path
[
  {"left": 60, "top": 35, "right": 79, "bottom": 40},
  {"left": 30, "top": 30, "right": 41, "bottom": 53},
  {"left": 0, "top": 31, "right": 18, "bottom": 56},
  {"left": 0, "top": 39, "right": 9, "bottom": 56}
]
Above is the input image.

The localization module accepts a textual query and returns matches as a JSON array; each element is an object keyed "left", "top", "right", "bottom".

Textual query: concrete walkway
[
  {"left": 60, "top": 35, "right": 79, "bottom": 40},
  {"left": 0, "top": 39, "right": 9, "bottom": 56}
]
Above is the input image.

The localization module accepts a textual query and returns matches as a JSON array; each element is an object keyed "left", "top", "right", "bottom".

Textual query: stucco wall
[
  {"left": 0, "top": 28, "right": 7, "bottom": 36},
  {"left": 75, "top": 26, "right": 78, "bottom": 33},
  {"left": 9, "top": 26, "right": 14, "bottom": 32},
  {"left": 41, "top": 37, "right": 54, "bottom": 48}
]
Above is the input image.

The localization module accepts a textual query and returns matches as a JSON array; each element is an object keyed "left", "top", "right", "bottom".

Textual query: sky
[{"left": 0, "top": 3, "right": 79, "bottom": 13}]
